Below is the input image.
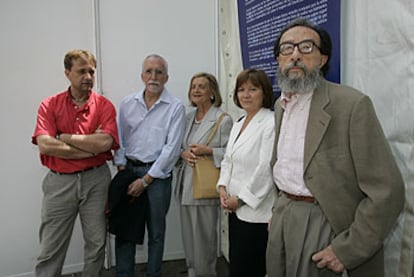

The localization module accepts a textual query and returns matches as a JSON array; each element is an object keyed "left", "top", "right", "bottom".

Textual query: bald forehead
[{"left": 280, "top": 26, "right": 321, "bottom": 45}]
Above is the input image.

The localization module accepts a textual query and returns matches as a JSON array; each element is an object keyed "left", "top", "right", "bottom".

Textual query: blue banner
[{"left": 238, "top": 0, "right": 341, "bottom": 97}]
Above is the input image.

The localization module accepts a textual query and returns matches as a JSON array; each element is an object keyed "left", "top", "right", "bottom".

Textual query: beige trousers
[
  {"left": 266, "top": 192, "right": 345, "bottom": 277},
  {"left": 180, "top": 205, "right": 218, "bottom": 277},
  {"left": 35, "top": 164, "right": 110, "bottom": 277}
]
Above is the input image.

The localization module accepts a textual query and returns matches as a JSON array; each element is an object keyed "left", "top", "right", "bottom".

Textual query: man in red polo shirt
[{"left": 32, "top": 49, "right": 119, "bottom": 277}]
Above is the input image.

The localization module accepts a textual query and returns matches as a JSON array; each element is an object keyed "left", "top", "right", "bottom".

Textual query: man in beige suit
[{"left": 266, "top": 18, "right": 405, "bottom": 277}]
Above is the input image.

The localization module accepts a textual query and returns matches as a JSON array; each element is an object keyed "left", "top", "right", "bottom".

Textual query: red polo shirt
[{"left": 32, "top": 89, "right": 120, "bottom": 173}]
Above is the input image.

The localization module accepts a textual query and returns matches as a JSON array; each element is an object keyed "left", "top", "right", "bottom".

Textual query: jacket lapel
[
  {"left": 189, "top": 107, "right": 220, "bottom": 145},
  {"left": 271, "top": 100, "right": 284, "bottom": 166},
  {"left": 231, "top": 108, "right": 267, "bottom": 152},
  {"left": 183, "top": 110, "right": 196, "bottom": 146},
  {"left": 303, "top": 78, "right": 331, "bottom": 172}
]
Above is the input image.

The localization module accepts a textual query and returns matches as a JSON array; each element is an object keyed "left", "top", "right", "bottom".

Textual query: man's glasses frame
[{"left": 279, "top": 39, "right": 321, "bottom": 56}]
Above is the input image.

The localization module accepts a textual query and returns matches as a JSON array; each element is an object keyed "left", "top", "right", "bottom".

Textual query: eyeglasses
[{"left": 279, "top": 40, "right": 321, "bottom": 56}]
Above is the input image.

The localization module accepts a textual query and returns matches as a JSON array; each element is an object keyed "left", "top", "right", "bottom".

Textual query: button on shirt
[
  {"left": 114, "top": 88, "right": 185, "bottom": 179},
  {"left": 273, "top": 91, "right": 314, "bottom": 196}
]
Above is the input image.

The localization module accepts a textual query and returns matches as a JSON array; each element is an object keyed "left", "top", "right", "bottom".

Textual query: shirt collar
[
  {"left": 135, "top": 88, "right": 171, "bottom": 105},
  {"left": 280, "top": 90, "right": 313, "bottom": 110}
]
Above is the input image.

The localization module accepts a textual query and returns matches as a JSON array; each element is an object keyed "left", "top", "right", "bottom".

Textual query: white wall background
[{"left": 0, "top": 0, "right": 217, "bottom": 276}]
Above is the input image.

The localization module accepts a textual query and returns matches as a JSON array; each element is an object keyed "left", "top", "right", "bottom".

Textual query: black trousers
[{"left": 228, "top": 212, "right": 268, "bottom": 277}]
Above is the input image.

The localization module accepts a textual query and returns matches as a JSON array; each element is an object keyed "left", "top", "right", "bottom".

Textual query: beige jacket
[{"left": 271, "top": 78, "right": 405, "bottom": 277}]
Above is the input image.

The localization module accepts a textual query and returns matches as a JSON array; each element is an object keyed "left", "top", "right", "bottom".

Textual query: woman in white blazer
[
  {"left": 217, "top": 69, "right": 275, "bottom": 277},
  {"left": 175, "top": 73, "right": 233, "bottom": 277}
]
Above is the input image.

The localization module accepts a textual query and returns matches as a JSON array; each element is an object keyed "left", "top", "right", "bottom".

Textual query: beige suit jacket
[{"left": 271, "top": 78, "right": 404, "bottom": 277}]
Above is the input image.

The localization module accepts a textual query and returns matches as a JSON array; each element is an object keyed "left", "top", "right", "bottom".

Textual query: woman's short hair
[
  {"left": 233, "top": 69, "right": 274, "bottom": 109},
  {"left": 188, "top": 72, "right": 223, "bottom": 107}
]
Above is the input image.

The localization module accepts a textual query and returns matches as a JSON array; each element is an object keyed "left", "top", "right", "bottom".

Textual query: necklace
[{"left": 195, "top": 110, "right": 207, "bottom": 124}]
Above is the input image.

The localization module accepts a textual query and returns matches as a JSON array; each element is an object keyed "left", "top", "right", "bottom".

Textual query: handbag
[{"left": 193, "top": 113, "right": 227, "bottom": 199}]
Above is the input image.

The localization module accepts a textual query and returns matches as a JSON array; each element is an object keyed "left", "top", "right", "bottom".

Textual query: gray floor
[{"left": 64, "top": 257, "right": 230, "bottom": 277}]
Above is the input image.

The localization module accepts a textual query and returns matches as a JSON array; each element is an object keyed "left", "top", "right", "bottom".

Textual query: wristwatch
[
  {"left": 141, "top": 177, "right": 149, "bottom": 188},
  {"left": 237, "top": 197, "right": 246, "bottom": 207}
]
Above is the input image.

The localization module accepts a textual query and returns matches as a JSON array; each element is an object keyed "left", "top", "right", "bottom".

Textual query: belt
[
  {"left": 283, "top": 191, "right": 316, "bottom": 203},
  {"left": 50, "top": 164, "right": 102, "bottom": 175},
  {"left": 127, "top": 158, "right": 155, "bottom": 167}
]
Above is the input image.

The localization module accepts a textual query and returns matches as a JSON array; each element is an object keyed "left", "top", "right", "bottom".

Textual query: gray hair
[{"left": 141, "top": 54, "right": 169, "bottom": 74}]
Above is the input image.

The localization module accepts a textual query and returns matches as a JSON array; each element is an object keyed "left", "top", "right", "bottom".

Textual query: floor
[{"left": 64, "top": 257, "right": 230, "bottom": 277}]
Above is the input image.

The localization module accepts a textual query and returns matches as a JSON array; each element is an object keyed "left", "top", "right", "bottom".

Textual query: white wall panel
[{"left": 98, "top": 0, "right": 218, "bottom": 107}]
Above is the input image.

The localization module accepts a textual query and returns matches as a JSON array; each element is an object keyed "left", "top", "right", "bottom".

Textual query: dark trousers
[
  {"left": 115, "top": 163, "right": 172, "bottom": 277},
  {"left": 228, "top": 213, "right": 268, "bottom": 277}
]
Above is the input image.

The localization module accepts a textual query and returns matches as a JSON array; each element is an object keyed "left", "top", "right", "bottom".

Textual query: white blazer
[{"left": 217, "top": 108, "right": 275, "bottom": 223}]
